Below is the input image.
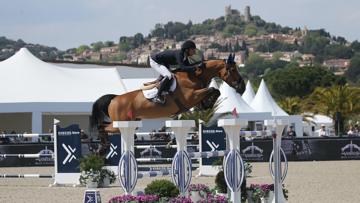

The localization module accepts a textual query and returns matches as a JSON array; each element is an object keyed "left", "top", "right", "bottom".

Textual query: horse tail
[{"left": 90, "top": 94, "right": 117, "bottom": 132}]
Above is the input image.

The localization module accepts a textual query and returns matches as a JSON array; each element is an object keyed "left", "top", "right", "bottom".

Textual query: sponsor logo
[
  {"left": 241, "top": 142, "right": 264, "bottom": 161},
  {"left": 62, "top": 144, "right": 77, "bottom": 164},
  {"left": 35, "top": 147, "right": 54, "bottom": 165},
  {"left": 106, "top": 143, "right": 118, "bottom": 159},
  {"left": 140, "top": 146, "right": 162, "bottom": 158},
  {"left": 341, "top": 140, "right": 360, "bottom": 159},
  {"left": 206, "top": 140, "right": 220, "bottom": 151}
]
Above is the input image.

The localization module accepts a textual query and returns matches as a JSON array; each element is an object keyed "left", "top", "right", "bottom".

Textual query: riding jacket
[{"left": 150, "top": 49, "right": 200, "bottom": 72}]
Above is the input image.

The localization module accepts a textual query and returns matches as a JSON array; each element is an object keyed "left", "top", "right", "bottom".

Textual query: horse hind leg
[{"left": 97, "top": 124, "right": 120, "bottom": 156}]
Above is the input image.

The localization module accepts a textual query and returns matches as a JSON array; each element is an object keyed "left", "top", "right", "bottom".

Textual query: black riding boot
[{"left": 153, "top": 77, "right": 171, "bottom": 104}]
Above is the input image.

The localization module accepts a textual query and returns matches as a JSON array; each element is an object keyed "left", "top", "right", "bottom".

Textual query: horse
[{"left": 90, "top": 54, "right": 245, "bottom": 154}]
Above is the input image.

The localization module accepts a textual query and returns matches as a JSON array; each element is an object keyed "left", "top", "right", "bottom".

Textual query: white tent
[
  {"left": 242, "top": 80, "right": 255, "bottom": 105},
  {"left": 250, "top": 79, "right": 303, "bottom": 136},
  {"left": 215, "top": 82, "right": 271, "bottom": 121},
  {"left": 0, "top": 48, "right": 156, "bottom": 133},
  {"left": 250, "top": 79, "right": 288, "bottom": 117}
]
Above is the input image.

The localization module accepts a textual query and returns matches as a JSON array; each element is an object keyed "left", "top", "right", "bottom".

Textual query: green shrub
[
  {"left": 144, "top": 179, "right": 179, "bottom": 198},
  {"left": 80, "top": 154, "right": 104, "bottom": 172},
  {"left": 215, "top": 171, "right": 227, "bottom": 193}
]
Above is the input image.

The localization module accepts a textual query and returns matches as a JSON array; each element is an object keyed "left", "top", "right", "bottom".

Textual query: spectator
[
  {"left": 354, "top": 122, "right": 360, "bottom": 135},
  {"left": 347, "top": 126, "right": 356, "bottom": 137},
  {"left": 318, "top": 124, "right": 328, "bottom": 137},
  {"left": 0, "top": 130, "right": 10, "bottom": 144},
  {"left": 80, "top": 129, "right": 88, "bottom": 140},
  {"left": 286, "top": 126, "right": 297, "bottom": 138}
]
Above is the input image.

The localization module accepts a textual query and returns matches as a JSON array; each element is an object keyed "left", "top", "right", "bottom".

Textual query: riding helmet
[{"left": 181, "top": 40, "right": 196, "bottom": 51}]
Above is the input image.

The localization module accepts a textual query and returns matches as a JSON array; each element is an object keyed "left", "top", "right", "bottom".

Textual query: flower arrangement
[
  {"left": 100, "top": 168, "right": 116, "bottom": 186},
  {"left": 249, "top": 184, "right": 274, "bottom": 200},
  {"left": 188, "top": 183, "right": 211, "bottom": 192},
  {"left": 247, "top": 183, "right": 288, "bottom": 201},
  {"left": 197, "top": 194, "right": 229, "bottom": 203},
  {"left": 168, "top": 196, "right": 192, "bottom": 203},
  {"left": 79, "top": 169, "right": 101, "bottom": 185},
  {"left": 108, "top": 194, "right": 159, "bottom": 203}
]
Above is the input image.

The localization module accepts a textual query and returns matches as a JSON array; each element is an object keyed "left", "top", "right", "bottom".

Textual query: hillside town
[
  {"left": 64, "top": 6, "right": 350, "bottom": 75},
  {"left": 0, "top": 5, "right": 352, "bottom": 75}
]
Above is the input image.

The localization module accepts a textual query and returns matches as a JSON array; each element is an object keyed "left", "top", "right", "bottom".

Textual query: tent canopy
[
  {"left": 250, "top": 79, "right": 289, "bottom": 117},
  {"left": 242, "top": 80, "right": 255, "bottom": 105},
  {"left": 0, "top": 48, "right": 156, "bottom": 112}
]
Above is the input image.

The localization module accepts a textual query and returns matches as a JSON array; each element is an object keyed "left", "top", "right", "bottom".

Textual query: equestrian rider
[{"left": 149, "top": 40, "right": 203, "bottom": 104}]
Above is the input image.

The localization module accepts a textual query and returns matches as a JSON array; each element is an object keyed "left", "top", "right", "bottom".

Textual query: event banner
[
  {"left": 1, "top": 129, "right": 360, "bottom": 167},
  {"left": 201, "top": 125, "right": 360, "bottom": 164},
  {"left": 0, "top": 144, "right": 54, "bottom": 167},
  {"left": 56, "top": 124, "right": 82, "bottom": 173}
]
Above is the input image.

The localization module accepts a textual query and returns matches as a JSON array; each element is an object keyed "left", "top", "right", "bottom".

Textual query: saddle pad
[{"left": 142, "top": 78, "right": 177, "bottom": 99}]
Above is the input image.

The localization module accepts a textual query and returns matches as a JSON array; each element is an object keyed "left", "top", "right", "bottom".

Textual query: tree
[
  {"left": 278, "top": 97, "right": 302, "bottom": 115},
  {"left": 304, "top": 85, "right": 360, "bottom": 135},
  {"left": 264, "top": 66, "right": 342, "bottom": 99},
  {"left": 91, "top": 41, "right": 104, "bottom": 52},
  {"left": 133, "top": 33, "right": 144, "bottom": 47},
  {"left": 350, "top": 40, "right": 360, "bottom": 52},
  {"left": 76, "top": 45, "right": 90, "bottom": 55},
  {"left": 345, "top": 53, "right": 360, "bottom": 83},
  {"left": 244, "top": 24, "right": 257, "bottom": 37}
]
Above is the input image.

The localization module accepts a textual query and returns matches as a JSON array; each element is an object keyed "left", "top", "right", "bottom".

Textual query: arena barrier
[
  {"left": 114, "top": 119, "right": 288, "bottom": 203},
  {"left": 0, "top": 119, "right": 82, "bottom": 186}
]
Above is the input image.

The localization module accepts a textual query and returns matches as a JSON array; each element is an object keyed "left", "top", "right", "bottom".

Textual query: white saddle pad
[{"left": 142, "top": 79, "right": 177, "bottom": 99}]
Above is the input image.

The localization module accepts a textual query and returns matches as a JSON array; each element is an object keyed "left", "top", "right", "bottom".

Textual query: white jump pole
[
  {"left": 166, "top": 120, "right": 195, "bottom": 196},
  {"left": 218, "top": 119, "right": 247, "bottom": 203},
  {"left": 272, "top": 124, "right": 287, "bottom": 203},
  {"left": 113, "top": 121, "right": 142, "bottom": 194}
]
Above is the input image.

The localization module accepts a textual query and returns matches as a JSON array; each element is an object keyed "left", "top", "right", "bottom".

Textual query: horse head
[{"left": 217, "top": 53, "right": 245, "bottom": 94}]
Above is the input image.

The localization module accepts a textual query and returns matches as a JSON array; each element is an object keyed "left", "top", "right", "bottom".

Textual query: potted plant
[
  {"left": 187, "top": 184, "right": 211, "bottom": 202},
  {"left": 99, "top": 168, "right": 116, "bottom": 187},
  {"left": 79, "top": 154, "right": 104, "bottom": 188},
  {"left": 247, "top": 184, "right": 288, "bottom": 203},
  {"left": 79, "top": 169, "right": 101, "bottom": 188}
]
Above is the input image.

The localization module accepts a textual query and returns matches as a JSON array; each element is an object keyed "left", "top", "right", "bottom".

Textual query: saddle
[{"left": 141, "top": 78, "right": 177, "bottom": 100}]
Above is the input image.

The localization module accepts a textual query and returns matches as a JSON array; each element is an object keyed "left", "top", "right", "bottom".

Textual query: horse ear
[
  {"left": 227, "top": 54, "right": 232, "bottom": 64},
  {"left": 232, "top": 53, "right": 236, "bottom": 61}
]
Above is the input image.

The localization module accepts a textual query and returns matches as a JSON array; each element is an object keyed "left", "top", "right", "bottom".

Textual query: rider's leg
[
  {"left": 149, "top": 58, "right": 172, "bottom": 104},
  {"left": 143, "top": 75, "right": 163, "bottom": 86},
  {"left": 149, "top": 58, "right": 172, "bottom": 79},
  {"left": 154, "top": 77, "right": 172, "bottom": 104}
]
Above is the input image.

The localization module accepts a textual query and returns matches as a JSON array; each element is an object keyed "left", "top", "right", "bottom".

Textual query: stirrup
[
  {"left": 143, "top": 80, "right": 160, "bottom": 86},
  {"left": 153, "top": 95, "right": 166, "bottom": 104}
]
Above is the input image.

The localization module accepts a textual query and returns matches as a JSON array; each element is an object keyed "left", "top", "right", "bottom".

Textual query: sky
[{"left": 1, "top": 0, "right": 360, "bottom": 50}]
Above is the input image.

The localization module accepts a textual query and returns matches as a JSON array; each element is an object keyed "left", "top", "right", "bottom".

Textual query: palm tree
[
  {"left": 279, "top": 96, "right": 314, "bottom": 125},
  {"left": 278, "top": 97, "right": 302, "bottom": 115},
  {"left": 305, "top": 85, "right": 360, "bottom": 135}
]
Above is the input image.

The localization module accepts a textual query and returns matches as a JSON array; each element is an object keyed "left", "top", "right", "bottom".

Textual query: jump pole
[
  {"left": 113, "top": 121, "right": 142, "bottom": 194},
  {"left": 218, "top": 118, "right": 247, "bottom": 203},
  {"left": 271, "top": 124, "right": 288, "bottom": 203},
  {"left": 166, "top": 120, "right": 195, "bottom": 197}
]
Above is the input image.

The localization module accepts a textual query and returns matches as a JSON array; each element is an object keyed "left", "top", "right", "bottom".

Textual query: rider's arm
[{"left": 175, "top": 51, "right": 199, "bottom": 73}]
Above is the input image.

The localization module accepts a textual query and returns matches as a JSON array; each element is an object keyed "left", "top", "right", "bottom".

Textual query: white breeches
[{"left": 149, "top": 58, "right": 172, "bottom": 79}]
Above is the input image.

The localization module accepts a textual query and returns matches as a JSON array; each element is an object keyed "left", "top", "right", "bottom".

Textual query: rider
[{"left": 149, "top": 40, "right": 203, "bottom": 104}]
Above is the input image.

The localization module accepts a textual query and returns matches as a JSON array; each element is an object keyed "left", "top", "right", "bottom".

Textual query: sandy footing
[{"left": 0, "top": 161, "right": 359, "bottom": 203}]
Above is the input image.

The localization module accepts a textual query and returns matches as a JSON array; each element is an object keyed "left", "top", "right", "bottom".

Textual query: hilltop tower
[
  {"left": 244, "top": 6, "right": 251, "bottom": 22},
  {"left": 225, "top": 5, "right": 240, "bottom": 21},
  {"left": 225, "top": 5, "right": 231, "bottom": 21}
]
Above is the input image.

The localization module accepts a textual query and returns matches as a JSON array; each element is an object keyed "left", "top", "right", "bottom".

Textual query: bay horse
[{"left": 90, "top": 54, "right": 245, "bottom": 154}]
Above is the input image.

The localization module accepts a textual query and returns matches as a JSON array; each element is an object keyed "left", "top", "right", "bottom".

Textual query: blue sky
[{"left": 1, "top": 0, "right": 359, "bottom": 50}]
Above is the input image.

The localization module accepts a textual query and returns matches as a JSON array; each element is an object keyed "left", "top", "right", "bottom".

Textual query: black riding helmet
[{"left": 181, "top": 40, "right": 196, "bottom": 51}]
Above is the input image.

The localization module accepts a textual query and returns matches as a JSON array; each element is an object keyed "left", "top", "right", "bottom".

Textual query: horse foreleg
[{"left": 192, "top": 87, "right": 220, "bottom": 109}]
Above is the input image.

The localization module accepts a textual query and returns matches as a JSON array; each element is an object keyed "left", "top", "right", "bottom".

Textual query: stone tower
[
  {"left": 244, "top": 6, "right": 251, "bottom": 22},
  {"left": 225, "top": 5, "right": 231, "bottom": 21}
]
